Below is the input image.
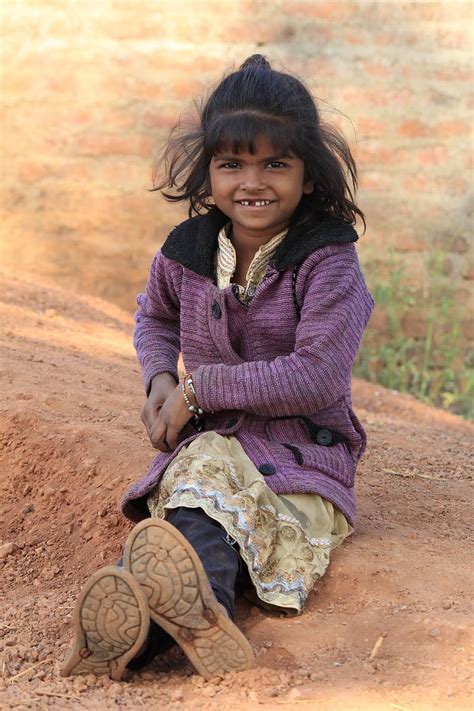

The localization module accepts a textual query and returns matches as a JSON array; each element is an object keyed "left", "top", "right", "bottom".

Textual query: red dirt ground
[{"left": 0, "top": 268, "right": 472, "bottom": 710}]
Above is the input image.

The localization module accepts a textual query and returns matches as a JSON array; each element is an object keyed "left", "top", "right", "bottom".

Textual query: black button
[
  {"left": 316, "top": 429, "right": 333, "bottom": 446},
  {"left": 258, "top": 463, "right": 276, "bottom": 476},
  {"left": 226, "top": 418, "right": 238, "bottom": 428},
  {"left": 212, "top": 301, "right": 222, "bottom": 319}
]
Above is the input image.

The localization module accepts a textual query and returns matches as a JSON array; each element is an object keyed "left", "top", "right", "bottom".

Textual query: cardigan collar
[{"left": 161, "top": 207, "right": 358, "bottom": 279}]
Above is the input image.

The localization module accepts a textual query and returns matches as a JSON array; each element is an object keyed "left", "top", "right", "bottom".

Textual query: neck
[{"left": 230, "top": 223, "right": 286, "bottom": 260}]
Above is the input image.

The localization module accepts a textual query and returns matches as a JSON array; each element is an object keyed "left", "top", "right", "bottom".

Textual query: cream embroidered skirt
[{"left": 147, "top": 432, "right": 352, "bottom": 613}]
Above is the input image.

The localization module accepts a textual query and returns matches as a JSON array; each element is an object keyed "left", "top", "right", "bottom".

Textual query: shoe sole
[
  {"left": 122, "top": 519, "right": 255, "bottom": 680},
  {"left": 61, "top": 566, "right": 150, "bottom": 680}
]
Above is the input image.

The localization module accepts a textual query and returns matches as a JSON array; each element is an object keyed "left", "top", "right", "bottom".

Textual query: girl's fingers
[
  {"left": 147, "top": 394, "right": 189, "bottom": 452},
  {"left": 141, "top": 400, "right": 163, "bottom": 428},
  {"left": 149, "top": 419, "right": 170, "bottom": 452},
  {"left": 142, "top": 406, "right": 164, "bottom": 440},
  {"left": 165, "top": 427, "right": 180, "bottom": 451},
  {"left": 154, "top": 438, "right": 171, "bottom": 453}
]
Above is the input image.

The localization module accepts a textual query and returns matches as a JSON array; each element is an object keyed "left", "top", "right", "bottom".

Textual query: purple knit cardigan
[{"left": 121, "top": 209, "right": 374, "bottom": 525}]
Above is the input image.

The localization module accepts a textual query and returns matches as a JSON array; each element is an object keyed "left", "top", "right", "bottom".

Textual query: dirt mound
[{"left": 0, "top": 269, "right": 472, "bottom": 710}]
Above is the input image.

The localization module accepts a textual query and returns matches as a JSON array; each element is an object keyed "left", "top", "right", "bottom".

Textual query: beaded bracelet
[
  {"left": 181, "top": 377, "right": 204, "bottom": 417},
  {"left": 186, "top": 373, "right": 199, "bottom": 400}
]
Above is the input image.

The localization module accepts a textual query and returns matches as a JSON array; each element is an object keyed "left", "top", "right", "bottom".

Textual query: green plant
[{"left": 355, "top": 251, "right": 474, "bottom": 420}]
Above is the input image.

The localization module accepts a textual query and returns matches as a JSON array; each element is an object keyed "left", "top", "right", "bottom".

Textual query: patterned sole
[
  {"left": 61, "top": 566, "right": 150, "bottom": 680},
  {"left": 122, "top": 519, "right": 255, "bottom": 680}
]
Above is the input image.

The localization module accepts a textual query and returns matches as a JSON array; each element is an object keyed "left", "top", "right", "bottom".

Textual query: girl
[{"left": 62, "top": 55, "right": 374, "bottom": 682}]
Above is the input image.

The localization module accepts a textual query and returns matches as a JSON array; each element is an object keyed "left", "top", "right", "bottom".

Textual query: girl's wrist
[{"left": 151, "top": 371, "right": 178, "bottom": 389}]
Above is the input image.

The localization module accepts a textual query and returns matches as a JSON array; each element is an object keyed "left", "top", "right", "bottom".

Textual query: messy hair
[{"left": 153, "top": 54, "right": 365, "bottom": 229}]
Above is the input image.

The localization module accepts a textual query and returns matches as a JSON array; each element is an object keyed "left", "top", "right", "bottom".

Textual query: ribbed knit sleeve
[
  {"left": 193, "top": 248, "right": 374, "bottom": 416},
  {"left": 134, "top": 251, "right": 182, "bottom": 394}
]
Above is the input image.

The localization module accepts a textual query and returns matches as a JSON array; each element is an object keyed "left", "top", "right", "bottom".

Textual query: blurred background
[{"left": 1, "top": 0, "right": 472, "bottom": 417}]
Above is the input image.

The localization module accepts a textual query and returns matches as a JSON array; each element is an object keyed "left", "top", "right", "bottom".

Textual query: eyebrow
[{"left": 213, "top": 153, "right": 293, "bottom": 162}]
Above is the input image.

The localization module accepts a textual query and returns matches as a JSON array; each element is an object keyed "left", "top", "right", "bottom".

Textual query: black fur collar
[{"left": 161, "top": 207, "right": 358, "bottom": 279}]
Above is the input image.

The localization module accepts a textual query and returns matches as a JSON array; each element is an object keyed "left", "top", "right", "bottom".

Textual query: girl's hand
[
  {"left": 141, "top": 372, "right": 178, "bottom": 445},
  {"left": 144, "top": 383, "right": 193, "bottom": 452}
]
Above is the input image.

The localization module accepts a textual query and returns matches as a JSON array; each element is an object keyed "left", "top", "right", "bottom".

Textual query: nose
[{"left": 240, "top": 166, "right": 265, "bottom": 191}]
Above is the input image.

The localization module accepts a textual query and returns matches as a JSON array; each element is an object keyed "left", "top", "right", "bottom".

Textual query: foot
[
  {"left": 122, "top": 519, "right": 255, "bottom": 680},
  {"left": 61, "top": 566, "right": 150, "bottom": 680}
]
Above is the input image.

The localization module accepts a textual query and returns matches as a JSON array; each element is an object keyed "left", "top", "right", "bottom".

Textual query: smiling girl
[{"left": 63, "top": 55, "right": 374, "bottom": 682}]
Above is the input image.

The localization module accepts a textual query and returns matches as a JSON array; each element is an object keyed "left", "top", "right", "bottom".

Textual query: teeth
[{"left": 239, "top": 200, "right": 271, "bottom": 206}]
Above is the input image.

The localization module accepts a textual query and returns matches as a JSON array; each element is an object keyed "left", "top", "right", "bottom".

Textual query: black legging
[{"left": 126, "top": 506, "right": 249, "bottom": 670}]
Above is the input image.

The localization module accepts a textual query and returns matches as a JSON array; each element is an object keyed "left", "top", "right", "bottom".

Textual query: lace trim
[{"left": 149, "top": 454, "right": 333, "bottom": 611}]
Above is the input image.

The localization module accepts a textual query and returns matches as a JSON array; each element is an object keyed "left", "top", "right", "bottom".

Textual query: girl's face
[{"left": 209, "top": 135, "right": 313, "bottom": 242}]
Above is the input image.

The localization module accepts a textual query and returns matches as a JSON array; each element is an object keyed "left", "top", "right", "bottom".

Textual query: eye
[
  {"left": 219, "top": 161, "right": 241, "bottom": 169},
  {"left": 267, "top": 161, "right": 287, "bottom": 169}
]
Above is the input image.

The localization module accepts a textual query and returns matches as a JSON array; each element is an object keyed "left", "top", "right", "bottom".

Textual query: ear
[{"left": 303, "top": 180, "right": 314, "bottom": 195}]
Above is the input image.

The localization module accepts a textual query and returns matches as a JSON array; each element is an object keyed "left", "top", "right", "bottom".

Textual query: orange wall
[{"left": 1, "top": 0, "right": 472, "bottom": 335}]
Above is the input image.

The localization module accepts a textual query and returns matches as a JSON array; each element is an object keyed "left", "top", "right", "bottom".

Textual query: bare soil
[{"left": 0, "top": 268, "right": 472, "bottom": 710}]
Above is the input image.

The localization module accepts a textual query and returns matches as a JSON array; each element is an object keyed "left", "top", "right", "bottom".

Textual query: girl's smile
[
  {"left": 235, "top": 199, "right": 275, "bottom": 207},
  {"left": 209, "top": 135, "right": 313, "bottom": 245}
]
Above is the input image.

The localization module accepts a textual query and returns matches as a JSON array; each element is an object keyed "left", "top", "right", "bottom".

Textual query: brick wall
[{"left": 1, "top": 0, "right": 472, "bottom": 343}]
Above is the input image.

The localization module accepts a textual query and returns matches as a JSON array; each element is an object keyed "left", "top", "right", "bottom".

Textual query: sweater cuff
[{"left": 192, "top": 364, "right": 224, "bottom": 412}]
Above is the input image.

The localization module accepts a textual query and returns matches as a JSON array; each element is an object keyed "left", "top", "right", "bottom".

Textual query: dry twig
[
  {"left": 368, "top": 635, "right": 385, "bottom": 662},
  {"left": 383, "top": 468, "right": 447, "bottom": 482},
  {"left": 35, "top": 691, "right": 80, "bottom": 701},
  {"left": 383, "top": 468, "right": 413, "bottom": 478},
  {"left": 7, "top": 659, "right": 49, "bottom": 684},
  {"left": 274, "top": 701, "right": 321, "bottom": 705}
]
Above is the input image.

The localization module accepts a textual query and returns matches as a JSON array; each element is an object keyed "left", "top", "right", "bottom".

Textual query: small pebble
[
  {"left": 169, "top": 688, "right": 184, "bottom": 702},
  {"left": 107, "top": 681, "right": 122, "bottom": 696},
  {"left": 201, "top": 686, "right": 216, "bottom": 698},
  {"left": 285, "top": 687, "right": 303, "bottom": 700},
  {"left": 0, "top": 543, "right": 16, "bottom": 560},
  {"left": 140, "top": 672, "right": 154, "bottom": 681},
  {"left": 296, "top": 668, "right": 310, "bottom": 678}
]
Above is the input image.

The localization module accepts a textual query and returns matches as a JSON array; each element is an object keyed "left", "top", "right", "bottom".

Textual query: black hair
[{"left": 153, "top": 54, "right": 365, "bottom": 230}]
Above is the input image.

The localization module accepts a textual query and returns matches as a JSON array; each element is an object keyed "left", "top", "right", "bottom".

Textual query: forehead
[{"left": 215, "top": 134, "right": 291, "bottom": 157}]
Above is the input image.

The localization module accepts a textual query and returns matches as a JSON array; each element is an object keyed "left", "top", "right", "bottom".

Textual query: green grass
[{"left": 355, "top": 252, "right": 474, "bottom": 421}]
